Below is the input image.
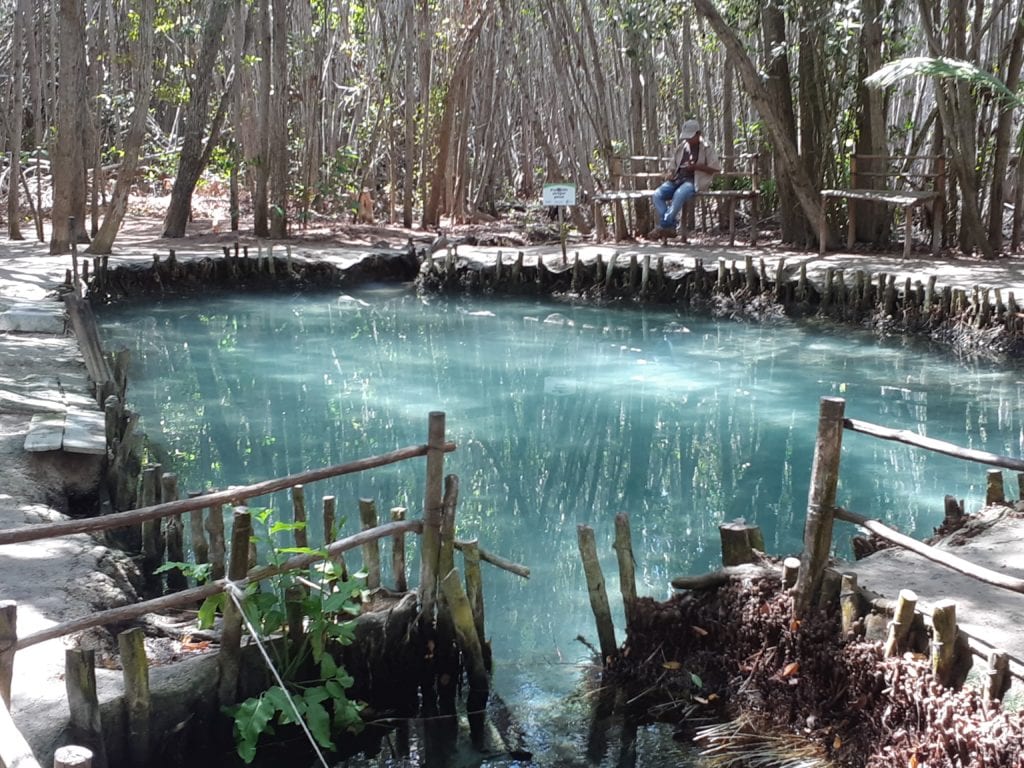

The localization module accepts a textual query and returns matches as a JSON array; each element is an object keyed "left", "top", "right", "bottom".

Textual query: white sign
[{"left": 542, "top": 183, "right": 577, "bottom": 206}]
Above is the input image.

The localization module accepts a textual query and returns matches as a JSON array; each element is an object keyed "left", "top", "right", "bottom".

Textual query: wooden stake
[
  {"left": 205, "top": 502, "right": 226, "bottom": 581},
  {"left": 439, "top": 569, "right": 489, "bottom": 698},
  {"left": 794, "top": 397, "right": 845, "bottom": 618},
  {"left": 53, "top": 745, "right": 93, "bottom": 768},
  {"left": 931, "top": 599, "right": 959, "bottom": 687},
  {"left": 461, "top": 539, "right": 486, "bottom": 655},
  {"left": 391, "top": 506, "right": 408, "bottom": 592},
  {"left": 117, "top": 627, "right": 150, "bottom": 765},
  {"left": 986, "top": 469, "right": 1005, "bottom": 506},
  {"left": 839, "top": 573, "right": 860, "bottom": 637},
  {"left": 218, "top": 507, "right": 252, "bottom": 707},
  {"left": 883, "top": 589, "right": 918, "bottom": 657},
  {"left": 718, "top": 520, "right": 764, "bottom": 566},
  {"left": 419, "top": 412, "right": 446, "bottom": 630},
  {"left": 0, "top": 601, "right": 14, "bottom": 708},
  {"left": 292, "top": 484, "right": 308, "bottom": 549},
  {"left": 577, "top": 525, "right": 617, "bottom": 663},
  {"left": 66, "top": 649, "right": 108, "bottom": 768},
  {"left": 188, "top": 492, "right": 208, "bottom": 567},
  {"left": 781, "top": 557, "right": 800, "bottom": 589},
  {"left": 140, "top": 465, "right": 163, "bottom": 575},
  {"left": 986, "top": 650, "right": 1011, "bottom": 701},
  {"left": 613, "top": 513, "right": 637, "bottom": 628},
  {"left": 323, "top": 495, "right": 336, "bottom": 545},
  {"left": 162, "top": 473, "right": 186, "bottom": 592},
  {"left": 359, "top": 498, "right": 381, "bottom": 589}
]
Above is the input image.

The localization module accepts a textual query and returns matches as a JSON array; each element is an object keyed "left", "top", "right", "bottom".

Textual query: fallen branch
[{"left": 671, "top": 563, "right": 779, "bottom": 590}]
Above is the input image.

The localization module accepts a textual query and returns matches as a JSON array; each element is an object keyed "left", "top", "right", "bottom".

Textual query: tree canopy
[{"left": 1, "top": 0, "right": 1023, "bottom": 257}]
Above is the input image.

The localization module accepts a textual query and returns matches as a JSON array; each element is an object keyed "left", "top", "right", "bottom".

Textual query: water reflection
[{"left": 99, "top": 289, "right": 1024, "bottom": 765}]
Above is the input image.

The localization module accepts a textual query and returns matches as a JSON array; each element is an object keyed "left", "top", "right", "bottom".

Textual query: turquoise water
[{"left": 98, "top": 287, "right": 1024, "bottom": 765}]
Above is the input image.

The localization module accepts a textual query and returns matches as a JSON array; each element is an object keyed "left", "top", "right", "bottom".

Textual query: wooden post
[
  {"left": 439, "top": 569, "right": 489, "bottom": 696},
  {"left": 986, "top": 650, "right": 1011, "bottom": 701},
  {"left": 117, "top": 628, "right": 150, "bottom": 766},
  {"left": 391, "top": 506, "right": 408, "bottom": 592},
  {"left": 781, "top": 557, "right": 800, "bottom": 589},
  {"left": 162, "top": 473, "right": 186, "bottom": 592},
  {"left": 943, "top": 495, "right": 965, "bottom": 530},
  {"left": 931, "top": 599, "right": 959, "bottom": 687},
  {"left": 324, "top": 495, "right": 348, "bottom": 580},
  {"left": 218, "top": 507, "right": 252, "bottom": 707},
  {"left": 461, "top": 539, "right": 487, "bottom": 658},
  {"left": 718, "top": 520, "right": 764, "bottom": 566},
  {"left": 323, "top": 495, "right": 336, "bottom": 544},
  {"left": 986, "top": 469, "right": 1005, "bottom": 506},
  {"left": 205, "top": 502, "right": 226, "bottom": 581},
  {"left": 839, "top": 573, "right": 860, "bottom": 637},
  {"left": 358, "top": 498, "right": 381, "bottom": 590},
  {"left": 188, "top": 492, "right": 208, "bottom": 567},
  {"left": 54, "top": 745, "right": 93, "bottom": 767},
  {"left": 794, "top": 397, "right": 845, "bottom": 618},
  {"left": 66, "top": 649, "right": 108, "bottom": 768},
  {"left": 285, "top": 584, "right": 305, "bottom": 649},
  {"left": 0, "top": 601, "right": 14, "bottom": 708},
  {"left": 577, "top": 525, "right": 617, "bottom": 663},
  {"left": 883, "top": 589, "right": 918, "bottom": 657},
  {"left": 140, "top": 466, "right": 163, "bottom": 575},
  {"left": 292, "top": 484, "right": 309, "bottom": 548},
  {"left": 613, "top": 513, "right": 637, "bottom": 629},
  {"left": 419, "top": 412, "right": 446, "bottom": 630}
]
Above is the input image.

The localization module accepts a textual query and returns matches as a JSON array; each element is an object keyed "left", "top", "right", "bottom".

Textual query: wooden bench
[
  {"left": 819, "top": 154, "right": 945, "bottom": 258},
  {"left": 592, "top": 153, "right": 760, "bottom": 245}
]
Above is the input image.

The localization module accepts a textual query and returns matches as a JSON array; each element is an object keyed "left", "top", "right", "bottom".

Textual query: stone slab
[
  {"left": 24, "top": 412, "right": 66, "bottom": 452},
  {"left": 0, "top": 388, "right": 66, "bottom": 414},
  {"left": 61, "top": 408, "right": 106, "bottom": 455},
  {"left": 0, "top": 304, "right": 66, "bottom": 334}
]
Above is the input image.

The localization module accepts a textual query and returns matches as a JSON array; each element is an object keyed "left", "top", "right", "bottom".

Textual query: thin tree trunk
[
  {"left": 161, "top": 0, "right": 233, "bottom": 238},
  {"left": 50, "top": 0, "right": 91, "bottom": 254},
  {"left": 854, "top": 0, "right": 890, "bottom": 245},
  {"left": 7, "top": 0, "right": 25, "bottom": 240},
  {"left": 986, "top": 6, "right": 1024, "bottom": 252},
  {"left": 88, "top": 0, "right": 155, "bottom": 254},
  {"left": 694, "top": 0, "right": 823, "bottom": 238},
  {"left": 267, "top": 0, "right": 288, "bottom": 238}
]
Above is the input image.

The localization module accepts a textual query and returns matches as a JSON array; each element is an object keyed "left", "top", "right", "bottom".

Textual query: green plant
[{"left": 190, "top": 509, "right": 366, "bottom": 763}]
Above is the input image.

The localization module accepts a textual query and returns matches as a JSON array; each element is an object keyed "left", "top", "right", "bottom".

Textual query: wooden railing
[
  {"left": 0, "top": 411, "right": 527, "bottom": 768},
  {"left": 795, "top": 396, "right": 1022, "bottom": 696}
]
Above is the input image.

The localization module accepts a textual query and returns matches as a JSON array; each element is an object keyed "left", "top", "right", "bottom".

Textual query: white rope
[{"left": 225, "top": 581, "right": 332, "bottom": 768}]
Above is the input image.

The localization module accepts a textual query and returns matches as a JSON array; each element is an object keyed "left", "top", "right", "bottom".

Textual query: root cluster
[{"left": 611, "top": 574, "right": 1024, "bottom": 767}]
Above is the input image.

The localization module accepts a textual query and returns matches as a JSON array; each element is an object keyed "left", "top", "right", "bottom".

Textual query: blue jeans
[{"left": 652, "top": 180, "right": 696, "bottom": 230}]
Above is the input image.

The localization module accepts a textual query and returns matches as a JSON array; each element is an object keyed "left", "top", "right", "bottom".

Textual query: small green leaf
[
  {"left": 303, "top": 697, "right": 334, "bottom": 749},
  {"left": 197, "top": 593, "right": 224, "bottom": 629},
  {"left": 269, "top": 521, "right": 307, "bottom": 534},
  {"left": 690, "top": 672, "right": 703, "bottom": 689}
]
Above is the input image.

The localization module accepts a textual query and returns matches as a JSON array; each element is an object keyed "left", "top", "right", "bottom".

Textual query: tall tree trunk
[
  {"left": 162, "top": 0, "right": 232, "bottom": 238},
  {"left": 88, "top": 0, "right": 155, "bottom": 254},
  {"left": 7, "top": 0, "right": 25, "bottom": 240},
  {"left": 50, "top": 0, "right": 91, "bottom": 254},
  {"left": 986, "top": 8, "right": 1024, "bottom": 252},
  {"left": 423, "top": 1, "right": 492, "bottom": 228},
  {"left": 854, "top": 0, "right": 890, "bottom": 244},
  {"left": 758, "top": 0, "right": 803, "bottom": 243},
  {"left": 267, "top": 0, "right": 289, "bottom": 238},
  {"left": 917, "top": 0, "right": 991, "bottom": 257}
]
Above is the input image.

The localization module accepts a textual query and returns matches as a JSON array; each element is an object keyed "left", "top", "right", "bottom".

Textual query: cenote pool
[{"left": 98, "top": 287, "right": 1024, "bottom": 766}]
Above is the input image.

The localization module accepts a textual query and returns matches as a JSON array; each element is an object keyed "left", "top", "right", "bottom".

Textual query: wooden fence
[
  {"left": 794, "top": 396, "right": 1024, "bottom": 696},
  {"left": 0, "top": 411, "right": 526, "bottom": 768}
]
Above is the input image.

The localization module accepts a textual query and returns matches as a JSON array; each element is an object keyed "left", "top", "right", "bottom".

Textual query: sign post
[{"left": 542, "top": 183, "right": 577, "bottom": 263}]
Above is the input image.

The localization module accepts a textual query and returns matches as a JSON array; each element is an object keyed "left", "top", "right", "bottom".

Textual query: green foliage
[
  {"left": 222, "top": 509, "right": 365, "bottom": 763},
  {"left": 866, "top": 56, "right": 1021, "bottom": 109}
]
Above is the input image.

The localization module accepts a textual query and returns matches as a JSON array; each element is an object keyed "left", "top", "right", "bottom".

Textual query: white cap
[{"left": 680, "top": 119, "right": 701, "bottom": 140}]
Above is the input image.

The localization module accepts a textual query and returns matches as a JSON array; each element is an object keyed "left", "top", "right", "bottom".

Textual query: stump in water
[{"left": 718, "top": 519, "right": 764, "bottom": 566}]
